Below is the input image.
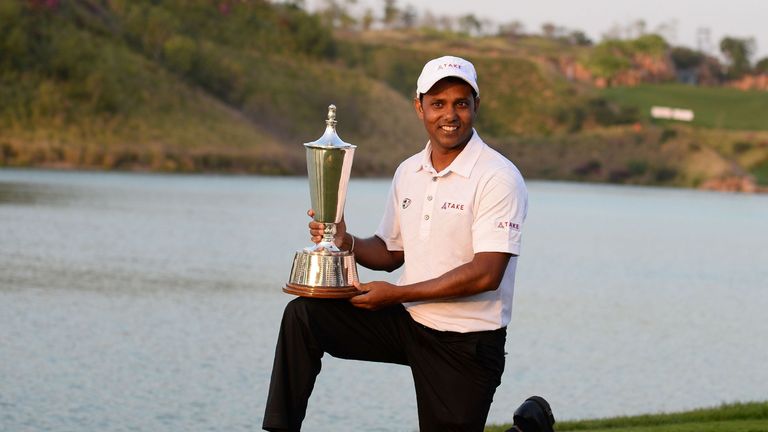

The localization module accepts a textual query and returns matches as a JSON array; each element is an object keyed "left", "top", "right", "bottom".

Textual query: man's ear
[
  {"left": 474, "top": 96, "right": 481, "bottom": 113},
  {"left": 413, "top": 97, "right": 424, "bottom": 120}
]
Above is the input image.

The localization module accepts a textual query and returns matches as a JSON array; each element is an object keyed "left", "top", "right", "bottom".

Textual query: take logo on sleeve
[
  {"left": 496, "top": 220, "right": 521, "bottom": 231},
  {"left": 401, "top": 198, "right": 411, "bottom": 209}
]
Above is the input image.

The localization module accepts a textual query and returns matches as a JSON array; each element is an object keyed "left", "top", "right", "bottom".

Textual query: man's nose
[{"left": 443, "top": 106, "right": 459, "bottom": 120}]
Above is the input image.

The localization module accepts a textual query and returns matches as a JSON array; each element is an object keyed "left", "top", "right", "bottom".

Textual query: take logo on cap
[{"left": 416, "top": 55, "right": 480, "bottom": 97}]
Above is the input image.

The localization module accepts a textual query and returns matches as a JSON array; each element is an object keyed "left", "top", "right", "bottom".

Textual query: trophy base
[
  {"left": 283, "top": 283, "right": 359, "bottom": 299},
  {"left": 285, "top": 248, "right": 359, "bottom": 299}
]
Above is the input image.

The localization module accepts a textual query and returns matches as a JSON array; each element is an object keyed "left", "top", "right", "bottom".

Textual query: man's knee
[
  {"left": 282, "top": 297, "right": 351, "bottom": 329},
  {"left": 282, "top": 297, "right": 311, "bottom": 321}
]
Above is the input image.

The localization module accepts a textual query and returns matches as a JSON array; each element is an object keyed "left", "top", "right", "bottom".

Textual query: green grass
[
  {"left": 486, "top": 401, "right": 768, "bottom": 432},
  {"left": 547, "top": 420, "right": 768, "bottom": 432},
  {"left": 601, "top": 84, "right": 768, "bottom": 131}
]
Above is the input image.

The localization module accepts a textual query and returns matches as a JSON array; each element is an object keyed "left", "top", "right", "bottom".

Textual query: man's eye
[{"left": 432, "top": 102, "right": 443, "bottom": 108}]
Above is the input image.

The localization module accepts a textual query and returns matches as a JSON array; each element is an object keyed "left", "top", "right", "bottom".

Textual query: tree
[
  {"left": 541, "top": 22, "right": 556, "bottom": 39},
  {"left": 318, "top": 0, "right": 357, "bottom": 30},
  {"left": 756, "top": 57, "right": 768, "bottom": 74},
  {"left": 400, "top": 5, "right": 417, "bottom": 28},
  {"left": 437, "top": 15, "right": 454, "bottom": 32},
  {"left": 361, "top": 7, "right": 374, "bottom": 31},
  {"left": 568, "top": 30, "right": 592, "bottom": 46},
  {"left": 420, "top": 11, "right": 438, "bottom": 30},
  {"left": 719, "top": 36, "right": 755, "bottom": 78},
  {"left": 382, "top": 0, "right": 399, "bottom": 28},
  {"left": 498, "top": 20, "right": 525, "bottom": 39},
  {"left": 586, "top": 40, "right": 632, "bottom": 80},
  {"left": 457, "top": 13, "right": 481, "bottom": 36},
  {"left": 670, "top": 46, "right": 703, "bottom": 70},
  {"left": 631, "top": 34, "right": 667, "bottom": 55}
]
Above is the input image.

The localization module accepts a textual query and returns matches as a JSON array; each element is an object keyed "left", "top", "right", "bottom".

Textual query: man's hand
[
  {"left": 307, "top": 209, "right": 348, "bottom": 249},
  {"left": 350, "top": 280, "right": 401, "bottom": 310}
]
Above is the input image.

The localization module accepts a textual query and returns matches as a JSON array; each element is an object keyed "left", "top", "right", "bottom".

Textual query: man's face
[{"left": 414, "top": 78, "right": 479, "bottom": 154}]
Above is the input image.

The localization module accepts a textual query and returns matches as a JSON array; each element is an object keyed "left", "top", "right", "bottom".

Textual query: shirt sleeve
[
  {"left": 471, "top": 167, "right": 528, "bottom": 256},
  {"left": 374, "top": 174, "right": 404, "bottom": 251}
]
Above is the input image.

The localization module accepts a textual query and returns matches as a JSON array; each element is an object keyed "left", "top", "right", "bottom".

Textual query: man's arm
[
  {"left": 343, "top": 234, "right": 404, "bottom": 273},
  {"left": 350, "top": 251, "right": 511, "bottom": 310}
]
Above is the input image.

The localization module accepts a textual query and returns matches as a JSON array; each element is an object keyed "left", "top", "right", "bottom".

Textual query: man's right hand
[{"left": 307, "top": 209, "right": 349, "bottom": 250}]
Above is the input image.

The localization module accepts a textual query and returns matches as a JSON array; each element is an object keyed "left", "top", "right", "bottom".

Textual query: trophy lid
[{"left": 304, "top": 104, "right": 356, "bottom": 149}]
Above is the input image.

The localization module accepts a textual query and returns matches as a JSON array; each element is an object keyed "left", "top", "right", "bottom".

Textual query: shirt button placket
[{"left": 420, "top": 176, "right": 439, "bottom": 237}]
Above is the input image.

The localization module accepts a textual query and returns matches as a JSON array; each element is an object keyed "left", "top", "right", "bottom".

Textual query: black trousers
[{"left": 262, "top": 297, "right": 507, "bottom": 432}]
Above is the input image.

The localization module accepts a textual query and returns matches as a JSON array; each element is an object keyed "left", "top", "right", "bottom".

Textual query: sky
[{"left": 304, "top": 0, "right": 768, "bottom": 60}]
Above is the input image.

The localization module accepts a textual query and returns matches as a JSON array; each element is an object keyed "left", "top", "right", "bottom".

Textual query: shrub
[
  {"left": 733, "top": 141, "right": 753, "bottom": 154},
  {"left": 751, "top": 158, "right": 768, "bottom": 185},
  {"left": 654, "top": 166, "right": 678, "bottom": 182},
  {"left": 670, "top": 46, "right": 704, "bottom": 70},
  {"left": 573, "top": 159, "right": 602, "bottom": 177},
  {"left": 627, "top": 160, "right": 648, "bottom": 176},
  {"left": 660, "top": 128, "right": 677, "bottom": 143},
  {"left": 163, "top": 35, "right": 197, "bottom": 74},
  {"left": 587, "top": 98, "right": 639, "bottom": 126}
]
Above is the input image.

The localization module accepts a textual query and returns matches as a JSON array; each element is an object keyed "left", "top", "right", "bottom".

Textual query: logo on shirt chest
[
  {"left": 440, "top": 201, "right": 465, "bottom": 211},
  {"left": 402, "top": 198, "right": 411, "bottom": 209}
]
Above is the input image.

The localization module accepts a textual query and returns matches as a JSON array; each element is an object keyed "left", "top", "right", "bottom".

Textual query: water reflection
[{"left": 0, "top": 181, "right": 52, "bottom": 205}]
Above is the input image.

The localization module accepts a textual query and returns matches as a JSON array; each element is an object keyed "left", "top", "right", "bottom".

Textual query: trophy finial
[
  {"left": 326, "top": 104, "right": 337, "bottom": 128},
  {"left": 306, "top": 103, "right": 354, "bottom": 148}
]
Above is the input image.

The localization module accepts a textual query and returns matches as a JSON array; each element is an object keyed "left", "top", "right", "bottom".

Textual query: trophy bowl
[{"left": 284, "top": 105, "right": 360, "bottom": 298}]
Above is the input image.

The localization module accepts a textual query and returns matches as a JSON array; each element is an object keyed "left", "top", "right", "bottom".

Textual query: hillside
[
  {"left": 1, "top": 0, "right": 767, "bottom": 190},
  {"left": 0, "top": 0, "right": 423, "bottom": 175}
]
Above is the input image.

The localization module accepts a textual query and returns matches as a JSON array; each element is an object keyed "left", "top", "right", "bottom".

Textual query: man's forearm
[
  {"left": 342, "top": 234, "right": 403, "bottom": 272},
  {"left": 350, "top": 252, "right": 512, "bottom": 310},
  {"left": 401, "top": 252, "right": 510, "bottom": 301}
]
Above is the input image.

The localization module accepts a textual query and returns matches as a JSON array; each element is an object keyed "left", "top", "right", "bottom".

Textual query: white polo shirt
[{"left": 375, "top": 130, "right": 528, "bottom": 332}]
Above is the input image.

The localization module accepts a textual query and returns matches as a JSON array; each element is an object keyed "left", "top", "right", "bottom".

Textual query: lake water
[{"left": 1, "top": 168, "right": 767, "bottom": 432}]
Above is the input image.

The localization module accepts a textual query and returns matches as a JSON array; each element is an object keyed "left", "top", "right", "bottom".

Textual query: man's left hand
[{"left": 350, "top": 281, "right": 400, "bottom": 310}]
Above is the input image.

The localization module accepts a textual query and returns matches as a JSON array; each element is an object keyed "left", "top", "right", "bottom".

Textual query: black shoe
[{"left": 506, "top": 395, "right": 555, "bottom": 432}]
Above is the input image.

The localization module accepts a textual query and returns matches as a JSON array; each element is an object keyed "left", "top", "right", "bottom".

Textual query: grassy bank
[
  {"left": 601, "top": 84, "right": 768, "bottom": 131},
  {"left": 492, "top": 125, "right": 768, "bottom": 188},
  {"left": 486, "top": 401, "right": 768, "bottom": 432}
]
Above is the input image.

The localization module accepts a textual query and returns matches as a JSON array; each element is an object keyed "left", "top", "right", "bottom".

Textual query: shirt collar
[{"left": 415, "top": 129, "right": 483, "bottom": 178}]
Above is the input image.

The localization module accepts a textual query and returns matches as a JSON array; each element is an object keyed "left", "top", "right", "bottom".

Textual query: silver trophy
[{"left": 284, "top": 105, "right": 360, "bottom": 298}]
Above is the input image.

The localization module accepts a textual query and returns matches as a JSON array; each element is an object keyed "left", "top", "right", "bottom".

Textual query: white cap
[{"left": 416, "top": 55, "right": 479, "bottom": 97}]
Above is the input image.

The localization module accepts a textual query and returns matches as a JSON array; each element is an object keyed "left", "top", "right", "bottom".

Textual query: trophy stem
[
  {"left": 304, "top": 222, "right": 340, "bottom": 253},
  {"left": 320, "top": 222, "right": 339, "bottom": 252}
]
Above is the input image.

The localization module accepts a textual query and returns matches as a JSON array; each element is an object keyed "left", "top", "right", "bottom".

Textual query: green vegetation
[
  {"left": 719, "top": 37, "right": 756, "bottom": 79},
  {"left": 486, "top": 401, "right": 768, "bottom": 432},
  {"left": 586, "top": 34, "right": 667, "bottom": 80},
  {"left": 1, "top": 1, "right": 767, "bottom": 189},
  {"left": 0, "top": 0, "right": 422, "bottom": 175},
  {"left": 601, "top": 84, "right": 768, "bottom": 131}
]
